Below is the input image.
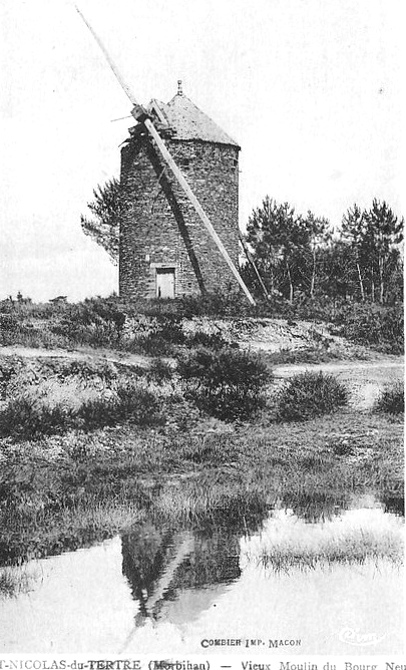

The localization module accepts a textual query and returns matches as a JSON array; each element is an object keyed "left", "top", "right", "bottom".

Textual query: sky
[{"left": 0, "top": 0, "right": 404, "bottom": 302}]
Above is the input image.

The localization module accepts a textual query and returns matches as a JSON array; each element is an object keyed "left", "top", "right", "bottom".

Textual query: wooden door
[{"left": 156, "top": 268, "right": 175, "bottom": 298}]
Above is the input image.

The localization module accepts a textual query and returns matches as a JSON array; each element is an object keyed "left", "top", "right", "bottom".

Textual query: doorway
[{"left": 156, "top": 268, "right": 175, "bottom": 298}]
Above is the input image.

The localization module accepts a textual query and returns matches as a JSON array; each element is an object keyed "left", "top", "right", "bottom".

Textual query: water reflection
[
  {"left": 121, "top": 518, "right": 256, "bottom": 627},
  {"left": 0, "top": 493, "right": 404, "bottom": 654},
  {"left": 117, "top": 493, "right": 404, "bottom": 654}
]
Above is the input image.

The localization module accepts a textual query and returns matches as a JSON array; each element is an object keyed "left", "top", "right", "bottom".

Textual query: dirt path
[
  {"left": 0, "top": 345, "right": 152, "bottom": 369},
  {"left": 1, "top": 345, "right": 403, "bottom": 410}
]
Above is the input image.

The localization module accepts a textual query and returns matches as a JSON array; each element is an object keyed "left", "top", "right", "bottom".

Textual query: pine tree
[
  {"left": 364, "top": 199, "right": 403, "bottom": 303},
  {"left": 342, "top": 204, "right": 368, "bottom": 301},
  {"left": 81, "top": 178, "right": 123, "bottom": 264}
]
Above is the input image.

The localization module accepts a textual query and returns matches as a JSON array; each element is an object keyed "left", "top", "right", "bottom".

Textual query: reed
[
  {"left": 242, "top": 510, "right": 404, "bottom": 570},
  {"left": 0, "top": 564, "right": 40, "bottom": 598}
]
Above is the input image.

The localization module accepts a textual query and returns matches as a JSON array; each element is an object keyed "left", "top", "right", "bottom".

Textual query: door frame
[{"left": 152, "top": 263, "right": 177, "bottom": 298}]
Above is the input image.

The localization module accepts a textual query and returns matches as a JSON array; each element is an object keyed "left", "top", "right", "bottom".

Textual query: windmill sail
[{"left": 75, "top": 5, "right": 256, "bottom": 305}]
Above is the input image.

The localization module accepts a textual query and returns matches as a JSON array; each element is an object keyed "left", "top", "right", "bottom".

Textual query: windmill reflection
[
  {"left": 120, "top": 490, "right": 355, "bottom": 633},
  {"left": 121, "top": 519, "right": 247, "bottom": 630}
]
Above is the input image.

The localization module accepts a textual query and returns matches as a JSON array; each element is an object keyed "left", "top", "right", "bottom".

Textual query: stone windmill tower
[
  {"left": 76, "top": 7, "right": 255, "bottom": 304},
  {"left": 120, "top": 83, "right": 241, "bottom": 300}
]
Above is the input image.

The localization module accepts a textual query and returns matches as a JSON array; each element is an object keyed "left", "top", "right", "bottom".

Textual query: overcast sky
[{"left": 0, "top": 0, "right": 404, "bottom": 302}]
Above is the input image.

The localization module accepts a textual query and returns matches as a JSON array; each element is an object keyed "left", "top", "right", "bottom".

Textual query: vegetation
[
  {"left": 0, "top": 409, "right": 403, "bottom": 566},
  {"left": 80, "top": 178, "right": 403, "bottom": 308},
  {"left": 0, "top": 344, "right": 272, "bottom": 438},
  {"left": 332, "top": 303, "right": 404, "bottom": 354},
  {"left": 2, "top": 288, "right": 403, "bottom": 357},
  {"left": 0, "top": 191, "right": 403, "bottom": 577},
  {"left": 264, "top": 345, "right": 369, "bottom": 366},
  {"left": 0, "top": 565, "right": 40, "bottom": 598},
  {"left": 342, "top": 200, "right": 403, "bottom": 304},
  {"left": 76, "top": 181, "right": 403, "bottom": 351},
  {"left": 244, "top": 197, "right": 403, "bottom": 306},
  {"left": 0, "top": 386, "right": 163, "bottom": 441},
  {"left": 81, "top": 178, "right": 123, "bottom": 264},
  {"left": 245, "top": 197, "right": 330, "bottom": 302},
  {"left": 374, "top": 382, "right": 404, "bottom": 415},
  {"left": 275, "top": 372, "right": 348, "bottom": 422},
  {"left": 178, "top": 347, "right": 270, "bottom": 421},
  {"left": 244, "top": 521, "right": 404, "bottom": 571}
]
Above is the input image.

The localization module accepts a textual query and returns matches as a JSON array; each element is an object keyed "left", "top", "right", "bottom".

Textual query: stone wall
[{"left": 119, "top": 132, "right": 240, "bottom": 300}]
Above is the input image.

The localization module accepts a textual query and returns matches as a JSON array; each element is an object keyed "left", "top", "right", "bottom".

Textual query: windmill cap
[{"left": 147, "top": 92, "right": 240, "bottom": 148}]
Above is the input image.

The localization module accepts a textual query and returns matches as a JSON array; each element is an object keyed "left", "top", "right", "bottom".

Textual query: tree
[
  {"left": 301, "top": 211, "right": 331, "bottom": 298},
  {"left": 364, "top": 199, "right": 403, "bottom": 303},
  {"left": 317, "top": 240, "right": 358, "bottom": 303},
  {"left": 81, "top": 178, "right": 123, "bottom": 264},
  {"left": 341, "top": 203, "right": 368, "bottom": 301},
  {"left": 246, "top": 198, "right": 331, "bottom": 302},
  {"left": 246, "top": 197, "right": 307, "bottom": 302},
  {"left": 342, "top": 200, "right": 403, "bottom": 303}
]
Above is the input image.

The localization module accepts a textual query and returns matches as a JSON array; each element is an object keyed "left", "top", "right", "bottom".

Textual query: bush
[
  {"left": 177, "top": 347, "right": 270, "bottom": 422},
  {"left": 333, "top": 304, "right": 404, "bottom": 354},
  {"left": 145, "top": 358, "right": 174, "bottom": 383},
  {"left": 0, "top": 385, "right": 163, "bottom": 440},
  {"left": 185, "top": 331, "right": 231, "bottom": 350},
  {"left": 0, "top": 398, "right": 74, "bottom": 439},
  {"left": 127, "top": 333, "right": 175, "bottom": 356},
  {"left": 114, "top": 386, "right": 163, "bottom": 426},
  {"left": 374, "top": 382, "right": 404, "bottom": 415},
  {"left": 123, "top": 316, "right": 186, "bottom": 356},
  {"left": 276, "top": 371, "right": 348, "bottom": 422},
  {"left": 0, "top": 314, "right": 20, "bottom": 345},
  {"left": 169, "top": 289, "right": 254, "bottom": 319},
  {"left": 0, "top": 357, "right": 25, "bottom": 399}
]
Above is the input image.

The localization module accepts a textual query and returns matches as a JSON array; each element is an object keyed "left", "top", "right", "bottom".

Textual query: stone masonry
[{"left": 119, "top": 91, "right": 241, "bottom": 300}]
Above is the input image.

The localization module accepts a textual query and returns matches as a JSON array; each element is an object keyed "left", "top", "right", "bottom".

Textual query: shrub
[
  {"left": 173, "top": 289, "right": 254, "bottom": 318},
  {"left": 276, "top": 371, "right": 348, "bottom": 422},
  {"left": 0, "top": 357, "right": 25, "bottom": 399},
  {"left": 146, "top": 358, "right": 174, "bottom": 383},
  {"left": 123, "top": 316, "right": 186, "bottom": 356},
  {"left": 127, "top": 333, "right": 175, "bottom": 357},
  {"left": 374, "top": 382, "right": 404, "bottom": 415},
  {"left": 185, "top": 331, "right": 231, "bottom": 350},
  {"left": 177, "top": 347, "right": 270, "bottom": 421},
  {"left": 155, "top": 317, "right": 185, "bottom": 345},
  {"left": 49, "top": 296, "right": 129, "bottom": 348},
  {"left": 0, "top": 314, "right": 20, "bottom": 345},
  {"left": 55, "top": 360, "right": 118, "bottom": 386},
  {"left": 114, "top": 386, "right": 163, "bottom": 426},
  {"left": 333, "top": 304, "right": 404, "bottom": 354},
  {"left": 0, "top": 385, "right": 163, "bottom": 440},
  {"left": 0, "top": 398, "right": 74, "bottom": 439}
]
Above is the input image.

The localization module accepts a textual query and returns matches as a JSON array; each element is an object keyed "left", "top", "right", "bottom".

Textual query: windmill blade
[
  {"left": 118, "top": 532, "right": 194, "bottom": 654},
  {"left": 74, "top": 5, "right": 256, "bottom": 305},
  {"left": 74, "top": 4, "right": 137, "bottom": 106}
]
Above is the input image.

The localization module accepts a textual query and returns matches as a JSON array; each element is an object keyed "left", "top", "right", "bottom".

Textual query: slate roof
[{"left": 148, "top": 93, "right": 240, "bottom": 148}]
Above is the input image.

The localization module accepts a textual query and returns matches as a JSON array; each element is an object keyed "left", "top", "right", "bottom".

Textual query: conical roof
[{"left": 148, "top": 93, "right": 240, "bottom": 148}]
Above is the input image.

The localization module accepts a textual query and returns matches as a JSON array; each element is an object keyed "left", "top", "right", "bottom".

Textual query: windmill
[{"left": 75, "top": 6, "right": 256, "bottom": 305}]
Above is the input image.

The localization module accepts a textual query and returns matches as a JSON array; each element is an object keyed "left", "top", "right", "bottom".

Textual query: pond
[{"left": 0, "top": 494, "right": 404, "bottom": 655}]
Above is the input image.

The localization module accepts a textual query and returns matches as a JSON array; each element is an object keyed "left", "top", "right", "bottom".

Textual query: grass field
[
  {"left": 0, "top": 404, "right": 403, "bottom": 570},
  {"left": 0, "top": 304, "right": 403, "bottom": 591}
]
